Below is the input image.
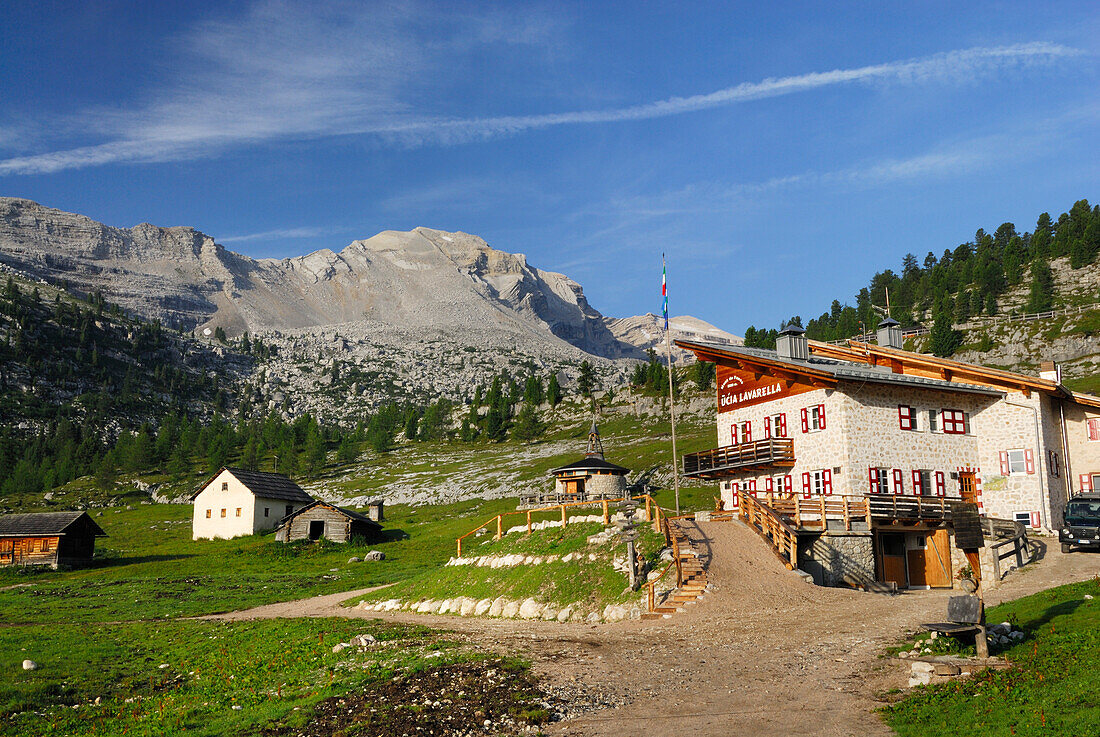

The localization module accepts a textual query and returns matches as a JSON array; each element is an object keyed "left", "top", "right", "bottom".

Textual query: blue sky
[{"left": 2, "top": 1, "right": 1098, "bottom": 334}]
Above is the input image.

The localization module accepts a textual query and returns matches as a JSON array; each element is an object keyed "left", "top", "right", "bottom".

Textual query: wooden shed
[
  {"left": 0, "top": 511, "right": 107, "bottom": 569},
  {"left": 275, "top": 501, "right": 383, "bottom": 543}
]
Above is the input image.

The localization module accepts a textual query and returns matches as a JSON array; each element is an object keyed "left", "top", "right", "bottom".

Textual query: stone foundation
[{"left": 798, "top": 531, "right": 875, "bottom": 587}]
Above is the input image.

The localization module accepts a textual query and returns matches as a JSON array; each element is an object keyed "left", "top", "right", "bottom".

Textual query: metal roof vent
[
  {"left": 776, "top": 323, "right": 808, "bottom": 361},
  {"left": 876, "top": 317, "right": 902, "bottom": 350}
]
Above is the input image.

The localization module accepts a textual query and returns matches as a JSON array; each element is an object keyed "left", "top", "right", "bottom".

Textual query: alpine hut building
[
  {"left": 275, "top": 501, "right": 383, "bottom": 543},
  {"left": 675, "top": 319, "right": 1100, "bottom": 589},
  {"left": 0, "top": 511, "right": 106, "bottom": 569},
  {"left": 191, "top": 467, "right": 314, "bottom": 540}
]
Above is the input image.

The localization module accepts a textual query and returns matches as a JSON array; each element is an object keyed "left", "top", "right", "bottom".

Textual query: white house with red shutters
[{"left": 676, "top": 320, "right": 1100, "bottom": 589}]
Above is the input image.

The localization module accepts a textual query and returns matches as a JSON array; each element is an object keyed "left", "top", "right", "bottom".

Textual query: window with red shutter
[
  {"left": 801, "top": 407, "right": 809, "bottom": 433},
  {"left": 999, "top": 451, "right": 1010, "bottom": 475},
  {"left": 801, "top": 472, "right": 811, "bottom": 498},
  {"left": 942, "top": 409, "right": 967, "bottom": 434},
  {"left": 822, "top": 469, "right": 832, "bottom": 495},
  {"left": 816, "top": 404, "right": 826, "bottom": 430},
  {"left": 892, "top": 469, "right": 904, "bottom": 494},
  {"left": 912, "top": 469, "right": 922, "bottom": 495},
  {"left": 934, "top": 471, "right": 946, "bottom": 496},
  {"left": 898, "top": 405, "right": 916, "bottom": 430},
  {"left": 868, "top": 467, "right": 879, "bottom": 494},
  {"left": 765, "top": 477, "right": 774, "bottom": 492},
  {"left": 779, "top": 413, "right": 787, "bottom": 437},
  {"left": 1024, "top": 449, "right": 1035, "bottom": 474},
  {"left": 741, "top": 421, "right": 752, "bottom": 443},
  {"left": 764, "top": 421, "right": 771, "bottom": 439},
  {"left": 730, "top": 424, "right": 738, "bottom": 445},
  {"left": 1088, "top": 418, "right": 1100, "bottom": 441},
  {"left": 1080, "top": 474, "right": 1092, "bottom": 492},
  {"left": 784, "top": 475, "right": 793, "bottom": 495}
]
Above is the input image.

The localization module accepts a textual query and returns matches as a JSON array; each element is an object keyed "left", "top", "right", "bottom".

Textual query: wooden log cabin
[
  {"left": 676, "top": 319, "right": 1100, "bottom": 589},
  {"left": 275, "top": 501, "right": 383, "bottom": 543},
  {"left": 0, "top": 511, "right": 106, "bottom": 569}
]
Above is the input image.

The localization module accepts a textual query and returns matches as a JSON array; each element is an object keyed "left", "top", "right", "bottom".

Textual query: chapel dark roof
[
  {"left": 550, "top": 456, "right": 631, "bottom": 476},
  {"left": 190, "top": 467, "right": 315, "bottom": 503},
  {"left": 0, "top": 511, "right": 106, "bottom": 537}
]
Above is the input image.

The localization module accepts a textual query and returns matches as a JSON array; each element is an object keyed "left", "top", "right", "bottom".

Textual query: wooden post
[
  {"left": 965, "top": 548, "right": 989, "bottom": 659},
  {"left": 602, "top": 500, "right": 610, "bottom": 525},
  {"left": 457, "top": 538, "right": 462, "bottom": 557},
  {"left": 561, "top": 505, "right": 567, "bottom": 528},
  {"left": 645, "top": 496, "right": 652, "bottom": 522},
  {"left": 495, "top": 515, "right": 502, "bottom": 540},
  {"left": 527, "top": 510, "right": 532, "bottom": 535}
]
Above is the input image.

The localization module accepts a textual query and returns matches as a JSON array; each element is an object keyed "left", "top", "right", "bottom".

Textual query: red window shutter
[
  {"left": 935, "top": 471, "right": 945, "bottom": 496},
  {"left": 818, "top": 404, "right": 826, "bottom": 430},
  {"left": 764, "top": 420, "right": 771, "bottom": 439},
  {"left": 801, "top": 408, "right": 809, "bottom": 433},
  {"left": 999, "top": 451, "right": 1009, "bottom": 475},
  {"left": 745, "top": 422, "right": 752, "bottom": 443},
  {"left": 801, "top": 472, "right": 811, "bottom": 498},
  {"left": 892, "top": 469, "right": 904, "bottom": 494},
  {"left": 823, "top": 469, "right": 832, "bottom": 495},
  {"left": 1024, "top": 449, "right": 1035, "bottom": 474},
  {"left": 1080, "top": 474, "right": 1092, "bottom": 492},
  {"left": 730, "top": 482, "right": 739, "bottom": 507},
  {"left": 1089, "top": 418, "right": 1100, "bottom": 441},
  {"left": 779, "top": 413, "right": 787, "bottom": 437},
  {"left": 731, "top": 424, "right": 738, "bottom": 445},
  {"left": 748, "top": 479, "right": 757, "bottom": 491},
  {"left": 868, "top": 467, "right": 879, "bottom": 494},
  {"left": 784, "top": 475, "right": 793, "bottom": 494},
  {"left": 1030, "top": 511, "right": 1040, "bottom": 528},
  {"left": 766, "top": 477, "right": 774, "bottom": 492},
  {"left": 898, "top": 405, "right": 905, "bottom": 429},
  {"left": 912, "top": 470, "right": 922, "bottom": 495}
]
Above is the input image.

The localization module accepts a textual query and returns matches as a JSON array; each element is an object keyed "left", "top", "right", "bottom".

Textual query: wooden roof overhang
[
  {"left": 808, "top": 339, "right": 1060, "bottom": 398},
  {"left": 676, "top": 340, "right": 838, "bottom": 390}
]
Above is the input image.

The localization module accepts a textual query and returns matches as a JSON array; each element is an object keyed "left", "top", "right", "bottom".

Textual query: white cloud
[
  {"left": 0, "top": 20, "right": 1084, "bottom": 177},
  {"left": 218, "top": 226, "right": 344, "bottom": 244}
]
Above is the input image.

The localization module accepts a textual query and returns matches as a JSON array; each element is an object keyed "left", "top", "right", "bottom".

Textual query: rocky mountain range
[{"left": 0, "top": 198, "right": 738, "bottom": 363}]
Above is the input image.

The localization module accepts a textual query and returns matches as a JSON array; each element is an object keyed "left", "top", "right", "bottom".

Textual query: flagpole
[{"left": 663, "top": 254, "right": 681, "bottom": 515}]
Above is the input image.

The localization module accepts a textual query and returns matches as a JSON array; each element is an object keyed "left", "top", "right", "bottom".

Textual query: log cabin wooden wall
[
  {"left": 286, "top": 506, "right": 351, "bottom": 543},
  {"left": 0, "top": 536, "right": 61, "bottom": 567}
]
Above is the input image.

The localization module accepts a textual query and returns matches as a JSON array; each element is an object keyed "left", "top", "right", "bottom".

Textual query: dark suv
[{"left": 1061, "top": 493, "right": 1100, "bottom": 553}]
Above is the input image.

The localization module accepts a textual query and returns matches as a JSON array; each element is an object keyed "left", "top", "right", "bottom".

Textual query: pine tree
[
  {"left": 1026, "top": 259, "right": 1055, "bottom": 313},
  {"left": 929, "top": 312, "right": 962, "bottom": 357},
  {"left": 511, "top": 402, "right": 546, "bottom": 444},
  {"left": 577, "top": 360, "right": 596, "bottom": 398},
  {"left": 547, "top": 374, "right": 562, "bottom": 407}
]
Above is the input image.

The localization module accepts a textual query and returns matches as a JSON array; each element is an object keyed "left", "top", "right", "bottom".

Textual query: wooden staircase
[{"left": 641, "top": 519, "right": 709, "bottom": 620}]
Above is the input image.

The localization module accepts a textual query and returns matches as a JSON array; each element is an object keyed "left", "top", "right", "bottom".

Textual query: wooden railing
[
  {"left": 739, "top": 492, "right": 963, "bottom": 531},
  {"left": 738, "top": 494, "right": 799, "bottom": 570},
  {"left": 682, "top": 438, "right": 795, "bottom": 477},
  {"left": 985, "top": 517, "right": 1033, "bottom": 581}
]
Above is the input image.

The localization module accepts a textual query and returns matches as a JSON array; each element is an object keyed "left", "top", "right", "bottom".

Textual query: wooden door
[
  {"left": 959, "top": 472, "right": 976, "bottom": 504},
  {"left": 879, "top": 533, "right": 908, "bottom": 588},
  {"left": 907, "top": 541, "right": 928, "bottom": 587},
  {"left": 925, "top": 529, "right": 952, "bottom": 587}
]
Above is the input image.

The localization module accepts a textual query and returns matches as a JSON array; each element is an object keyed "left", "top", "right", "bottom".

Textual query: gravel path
[{"left": 209, "top": 521, "right": 1099, "bottom": 736}]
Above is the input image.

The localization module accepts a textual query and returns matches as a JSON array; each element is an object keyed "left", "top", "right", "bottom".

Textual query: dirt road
[{"left": 211, "top": 521, "right": 1099, "bottom": 736}]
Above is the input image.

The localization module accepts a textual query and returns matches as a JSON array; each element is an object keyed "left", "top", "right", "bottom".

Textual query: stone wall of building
[
  {"left": 1059, "top": 398, "right": 1100, "bottom": 501},
  {"left": 584, "top": 473, "right": 628, "bottom": 499},
  {"left": 798, "top": 531, "right": 875, "bottom": 587}
]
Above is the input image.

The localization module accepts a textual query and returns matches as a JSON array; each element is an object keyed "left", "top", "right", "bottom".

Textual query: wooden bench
[{"left": 921, "top": 594, "right": 982, "bottom": 637}]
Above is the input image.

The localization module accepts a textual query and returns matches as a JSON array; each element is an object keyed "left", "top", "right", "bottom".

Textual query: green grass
[
  {"left": 0, "top": 617, "right": 487, "bottom": 737},
  {"left": 883, "top": 576, "right": 1100, "bottom": 736},
  {"left": 358, "top": 519, "right": 666, "bottom": 612}
]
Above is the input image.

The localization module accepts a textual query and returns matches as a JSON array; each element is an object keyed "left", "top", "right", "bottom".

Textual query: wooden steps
[{"left": 642, "top": 517, "right": 710, "bottom": 622}]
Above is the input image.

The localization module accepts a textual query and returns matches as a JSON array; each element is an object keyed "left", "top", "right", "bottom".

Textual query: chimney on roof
[
  {"left": 776, "top": 323, "right": 808, "bottom": 361},
  {"left": 1039, "top": 360, "right": 1061, "bottom": 383},
  {"left": 876, "top": 317, "right": 903, "bottom": 350}
]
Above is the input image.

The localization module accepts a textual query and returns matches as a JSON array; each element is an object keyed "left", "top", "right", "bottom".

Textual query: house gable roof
[
  {"left": 676, "top": 339, "right": 1005, "bottom": 398},
  {"left": 0, "top": 511, "right": 106, "bottom": 538},
  {"left": 190, "top": 467, "right": 314, "bottom": 503}
]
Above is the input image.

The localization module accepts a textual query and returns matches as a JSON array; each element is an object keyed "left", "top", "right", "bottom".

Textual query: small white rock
[{"left": 22, "top": 660, "right": 37, "bottom": 671}]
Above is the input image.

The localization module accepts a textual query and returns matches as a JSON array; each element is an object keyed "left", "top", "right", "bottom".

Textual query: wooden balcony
[
  {"left": 750, "top": 492, "right": 965, "bottom": 531},
  {"left": 682, "top": 438, "right": 795, "bottom": 478}
]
